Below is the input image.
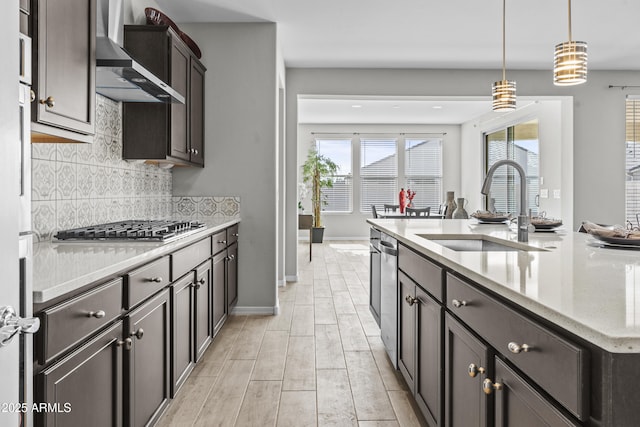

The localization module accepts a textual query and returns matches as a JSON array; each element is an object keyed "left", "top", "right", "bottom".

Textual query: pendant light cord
[
  {"left": 502, "top": 0, "right": 506, "bottom": 81},
  {"left": 567, "top": 0, "right": 572, "bottom": 41}
]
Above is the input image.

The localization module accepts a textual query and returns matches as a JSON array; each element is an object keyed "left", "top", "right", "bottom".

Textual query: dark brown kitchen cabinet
[
  {"left": 189, "top": 57, "right": 206, "bottom": 166},
  {"left": 398, "top": 271, "right": 416, "bottom": 390},
  {"left": 397, "top": 270, "right": 442, "bottom": 427},
  {"left": 493, "top": 357, "right": 578, "bottom": 427},
  {"left": 122, "top": 25, "right": 206, "bottom": 167},
  {"left": 125, "top": 289, "right": 171, "bottom": 427},
  {"left": 194, "top": 261, "right": 213, "bottom": 359},
  {"left": 227, "top": 241, "right": 238, "bottom": 311},
  {"left": 212, "top": 250, "right": 227, "bottom": 336},
  {"left": 444, "top": 313, "right": 491, "bottom": 427},
  {"left": 171, "top": 273, "right": 194, "bottom": 396},
  {"left": 36, "top": 322, "right": 123, "bottom": 427},
  {"left": 30, "top": 0, "right": 96, "bottom": 142}
]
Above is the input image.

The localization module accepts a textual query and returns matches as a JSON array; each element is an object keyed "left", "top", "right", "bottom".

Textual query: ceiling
[
  {"left": 155, "top": 0, "right": 637, "bottom": 124},
  {"left": 155, "top": 0, "right": 640, "bottom": 70}
]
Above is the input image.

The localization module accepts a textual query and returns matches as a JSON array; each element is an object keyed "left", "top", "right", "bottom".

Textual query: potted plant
[{"left": 302, "top": 145, "right": 339, "bottom": 243}]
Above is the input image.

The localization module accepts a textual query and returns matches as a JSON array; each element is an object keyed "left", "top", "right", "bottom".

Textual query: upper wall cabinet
[
  {"left": 122, "top": 25, "right": 206, "bottom": 168},
  {"left": 30, "top": 0, "right": 96, "bottom": 143}
]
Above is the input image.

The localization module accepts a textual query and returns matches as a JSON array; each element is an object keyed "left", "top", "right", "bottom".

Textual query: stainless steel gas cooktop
[{"left": 54, "top": 220, "right": 206, "bottom": 243}]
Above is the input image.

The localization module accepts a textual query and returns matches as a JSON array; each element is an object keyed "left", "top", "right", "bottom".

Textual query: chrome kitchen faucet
[{"left": 481, "top": 159, "right": 529, "bottom": 243}]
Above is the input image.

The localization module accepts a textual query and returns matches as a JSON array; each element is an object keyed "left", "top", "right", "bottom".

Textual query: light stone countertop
[
  {"left": 32, "top": 218, "right": 240, "bottom": 305},
  {"left": 368, "top": 218, "right": 640, "bottom": 353}
]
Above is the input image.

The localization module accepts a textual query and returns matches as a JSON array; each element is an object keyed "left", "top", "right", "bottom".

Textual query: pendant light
[
  {"left": 553, "top": 0, "right": 587, "bottom": 86},
  {"left": 492, "top": 0, "right": 516, "bottom": 112}
]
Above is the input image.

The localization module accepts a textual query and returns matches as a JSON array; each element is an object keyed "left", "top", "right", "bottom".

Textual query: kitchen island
[{"left": 369, "top": 218, "right": 640, "bottom": 427}]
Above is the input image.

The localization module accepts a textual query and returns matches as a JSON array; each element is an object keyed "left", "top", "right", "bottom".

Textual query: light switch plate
[
  {"left": 553, "top": 189, "right": 561, "bottom": 199},
  {"left": 540, "top": 189, "right": 549, "bottom": 198}
]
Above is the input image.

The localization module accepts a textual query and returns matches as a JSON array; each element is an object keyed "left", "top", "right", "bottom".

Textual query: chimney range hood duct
[{"left": 96, "top": 0, "right": 184, "bottom": 104}]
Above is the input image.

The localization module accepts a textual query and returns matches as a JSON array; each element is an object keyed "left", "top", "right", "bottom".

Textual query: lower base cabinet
[
  {"left": 212, "top": 251, "right": 227, "bottom": 336},
  {"left": 444, "top": 313, "right": 491, "bottom": 427},
  {"left": 194, "top": 261, "right": 213, "bottom": 361},
  {"left": 398, "top": 271, "right": 443, "bottom": 427},
  {"left": 227, "top": 241, "right": 238, "bottom": 312},
  {"left": 36, "top": 322, "right": 124, "bottom": 427},
  {"left": 126, "top": 289, "right": 171, "bottom": 427},
  {"left": 494, "top": 357, "right": 578, "bottom": 427},
  {"left": 171, "top": 274, "right": 195, "bottom": 395},
  {"left": 34, "top": 224, "right": 240, "bottom": 427}
]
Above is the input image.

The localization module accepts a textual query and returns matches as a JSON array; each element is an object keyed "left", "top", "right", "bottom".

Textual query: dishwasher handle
[{"left": 380, "top": 241, "right": 397, "bottom": 256}]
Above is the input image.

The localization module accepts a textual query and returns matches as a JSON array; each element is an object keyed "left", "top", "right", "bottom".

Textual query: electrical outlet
[
  {"left": 553, "top": 189, "right": 561, "bottom": 199},
  {"left": 540, "top": 176, "right": 544, "bottom": 185},
  {"left": 540, "top": 189, "right": 549, "bottom": 198}
]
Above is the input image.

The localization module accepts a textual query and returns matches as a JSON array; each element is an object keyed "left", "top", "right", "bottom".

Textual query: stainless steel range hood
[{"left": 96, "top": 0, "right": 184, "bottom": 103}]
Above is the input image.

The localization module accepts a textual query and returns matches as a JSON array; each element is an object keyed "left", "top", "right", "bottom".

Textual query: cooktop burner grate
[{"left": 54, "top": 220, "right": 205, "bottom": 242}]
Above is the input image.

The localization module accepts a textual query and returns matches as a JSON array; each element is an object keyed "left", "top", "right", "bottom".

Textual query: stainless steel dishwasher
[{"left": 380, "top": 232, "right": 398, "bottom": 368}]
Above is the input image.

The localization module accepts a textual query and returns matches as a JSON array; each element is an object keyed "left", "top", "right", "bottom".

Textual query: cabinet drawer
[
  {"left": 125, "top": 257, "right": 170, "bottom": 309},
  {"left": 227, "top": 224, "right": 239, "bottom": 245},
  {"left": 172, "top": 237, "right": 211, "bottom": 280},
  {"left": 398, "top": 244, "right": 443, "bottom": 301},
  {"left": 40, "top": 279, "right": 122, "bottom": 364},
  {"left": 446, "top": 273, "right": 588, "bottom": 420},
  {"left": 211, "top": 230, "right": 227, "bottom": 255}
]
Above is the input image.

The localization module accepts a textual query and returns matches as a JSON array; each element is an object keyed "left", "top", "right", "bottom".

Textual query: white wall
[
  {"left": 172, "top": 23, "right": 279, "bottom": 312},
  {"left": 296, "top": 123, "right": 461, "bottom": 240},
  {"left": 286, "top": 68, "right": 640, "bottom": 278}
]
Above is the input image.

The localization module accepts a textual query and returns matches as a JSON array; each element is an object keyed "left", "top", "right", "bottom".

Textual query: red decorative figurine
[{"left": 399, "top": 188, "right": 406, "bottom": 213}]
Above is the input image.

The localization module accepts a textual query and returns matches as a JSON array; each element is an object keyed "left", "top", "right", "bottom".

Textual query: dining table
[{"left": 378, "top": 213, "right": 445, "bottom": 219}]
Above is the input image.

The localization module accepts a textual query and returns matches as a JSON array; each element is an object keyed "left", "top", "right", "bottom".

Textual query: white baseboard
[
  {"left": 285, "top": 275, "right": 298, "bottom": 282},
  {"left": 231, "top": 306, "right": 278, "bottom": 315},
  {"left": 299, "top": 236, "right": 367, "bottom": 241}
]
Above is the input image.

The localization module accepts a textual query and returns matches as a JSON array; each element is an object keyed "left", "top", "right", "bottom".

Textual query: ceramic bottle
[{"left": 452, "top": 197, "right": 469, "bottom": 219}]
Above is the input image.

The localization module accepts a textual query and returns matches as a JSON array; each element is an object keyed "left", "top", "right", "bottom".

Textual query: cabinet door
[
  {"left": 212, "top": 250, "right": 227, "bottom": 336},
  {"left": 227, "top": 242, "right": 238, "bottom": 311},
  {"left": 416, "top": 287, "right": 443, "bottom": 427},
  {"left": 126, "top": 289, "right": 171, "bottom": 427},
  {"left": 171, "top": 274, "right": 194, "bottom": 396},
  {"left": 189, "top": 57, "right": 206, "bottom": 166},
  {"left": 369, "top": 247, "right": 381, "bottom": 326},
  {"left": 32, "top": 0, "right": 95, "bottom": 136},
  {"left": 169, "top": 38, "right": 190, "bottom": 162},
  {"left": 195, "top": 261, "right": 213, "bottom": 359},
  {"left": 37, "top": 322, "right": 123, "bottom": 427},
  {"left": 398, "top": 272, "right": 416, "bottom": 391},
  {"left": 444, "top": 314, "right": 491, "bottom": 427},
  {"left": 494, "top": 358, "right": 578, "bottom": 427}
]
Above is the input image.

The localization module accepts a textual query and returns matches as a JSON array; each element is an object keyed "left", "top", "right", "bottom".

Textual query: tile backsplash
[{"left": 31, "top": 95, "right": 239, "bottom": 242}]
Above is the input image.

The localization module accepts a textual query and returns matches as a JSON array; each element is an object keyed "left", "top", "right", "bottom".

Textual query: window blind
[
  {"left": 360, "top": 139, "right": 397, "bottom": 212},
  {"left": 405, "top": 139, "right": 443, "bottom": 210}
]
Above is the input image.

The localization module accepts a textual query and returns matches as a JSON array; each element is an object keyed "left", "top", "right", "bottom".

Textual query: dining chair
[
  {"left": 406, "top": 207, "right": 431, "bottom": 217},
  {"left": 371, "top": 205, "right": 379, "bottom": 218},
  {"left": 384, "top": 204, "right": 400, "bottom": 213}
]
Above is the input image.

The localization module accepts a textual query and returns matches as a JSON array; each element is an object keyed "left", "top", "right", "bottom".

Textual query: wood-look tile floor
[{"left": 157, "top": 241, "right": 427, "bottom": 427}]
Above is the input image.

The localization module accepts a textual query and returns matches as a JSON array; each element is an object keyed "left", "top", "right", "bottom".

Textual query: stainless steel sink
[{"left": 418, "top": 235, "right": 546, "bottom": 252}]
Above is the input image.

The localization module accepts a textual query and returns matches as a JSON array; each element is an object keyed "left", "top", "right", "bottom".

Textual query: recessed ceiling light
[
  {"left": 432, "top": 105, "right": 443, "bottom": 109},
  {"left": 351, "top": 104, "right": 362, "bottom": 108},
  {"left": 392, "top": 105, "right": 400, "bottom": 109}
]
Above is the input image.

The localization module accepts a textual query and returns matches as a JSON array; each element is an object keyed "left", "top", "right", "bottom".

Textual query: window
[
  {"left": 315, "top": 139, "right": 352, "bottom": 212},
  {"left": 626, "top": 99, "right": 640, "bottom": 225},
  {"left": 405, "top": 138, "right": 443, "bottom": 211},
  {"left": 484, "top": 120, "right": 539, "bottom": 216},
  {"left": 360, "top": 138, "right": 397, "bottom": 212}
]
